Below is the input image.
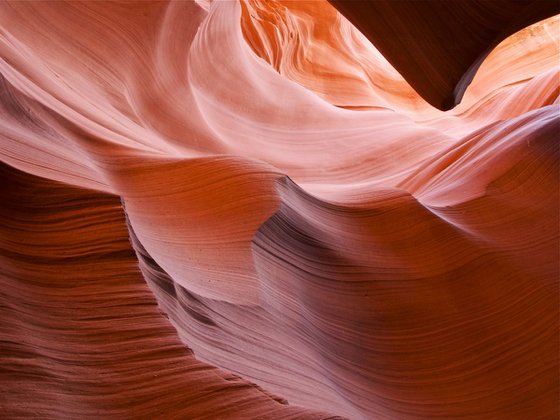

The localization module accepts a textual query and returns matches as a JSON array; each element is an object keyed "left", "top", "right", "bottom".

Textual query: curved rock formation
[
  {"left": 328, "top": 0, "right": 559, "bottom": 110},
  {"left": 0, "top": 0, "right": 558, "bottom": 418},
  {"left": 0, "top": 163, "right": 335, "bottom": 419}
]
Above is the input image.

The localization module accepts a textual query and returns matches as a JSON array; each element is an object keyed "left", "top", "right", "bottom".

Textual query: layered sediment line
[{"left": 1, "top": 1, "right": 558, "bottom": 418}]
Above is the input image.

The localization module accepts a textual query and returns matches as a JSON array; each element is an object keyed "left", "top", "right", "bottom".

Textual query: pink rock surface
[
  {"left": 0, "top": 1, "right": 558, "bottom": 418},
  {"left": 328, "top": 0, "right": 559, "bottom": 110}
]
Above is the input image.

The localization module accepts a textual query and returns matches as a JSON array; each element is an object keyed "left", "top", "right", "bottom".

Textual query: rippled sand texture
[{"left": 1, "top": 1, "right": 559, "bottom": 418}]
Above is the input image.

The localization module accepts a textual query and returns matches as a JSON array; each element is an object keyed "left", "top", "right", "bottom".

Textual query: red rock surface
[
  {"left": 0, "top": 1, "right": 558, "bottom": 418},
  {"left": 328, "top": 0, "right": 559, "bottom": 110}
]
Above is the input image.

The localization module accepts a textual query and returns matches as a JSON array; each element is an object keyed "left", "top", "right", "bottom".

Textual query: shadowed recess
[{"left": 0, "top": 0, "right": 558, "bottom": 418}]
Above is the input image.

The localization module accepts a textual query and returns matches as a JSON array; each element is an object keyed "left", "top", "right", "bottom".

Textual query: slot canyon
[{"left": 1, "top": 1, "right": 559, "bottom": 418}]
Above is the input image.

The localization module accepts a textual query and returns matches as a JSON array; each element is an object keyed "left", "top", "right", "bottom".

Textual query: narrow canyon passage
[{"left": 1, "top": 1, "right": 558, "bottom": 418}]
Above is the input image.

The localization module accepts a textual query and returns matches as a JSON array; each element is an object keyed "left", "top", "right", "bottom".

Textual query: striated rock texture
[
  {"left": 328, "top": 0, "right": 559, "bottom": 110},
  {"left": 0, "top": 163, "right": 335, "bottom": 419},
  {"left": 0, "top": 1, "right": 558, "bottom": 418}
]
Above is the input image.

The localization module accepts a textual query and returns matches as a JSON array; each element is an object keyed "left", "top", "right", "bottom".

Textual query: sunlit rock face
[{"left": 0, "top": 1, "right": 558, "bottom": 418}]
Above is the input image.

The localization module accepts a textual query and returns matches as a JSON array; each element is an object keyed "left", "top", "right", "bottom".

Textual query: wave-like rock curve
[{"left": 1, "top": 0, "right": 558, "bottom": 418}]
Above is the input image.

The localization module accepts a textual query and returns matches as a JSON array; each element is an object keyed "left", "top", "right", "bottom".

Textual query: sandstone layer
[{"left": 1, "top": 1, "right": 558, "bottom": 418}]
